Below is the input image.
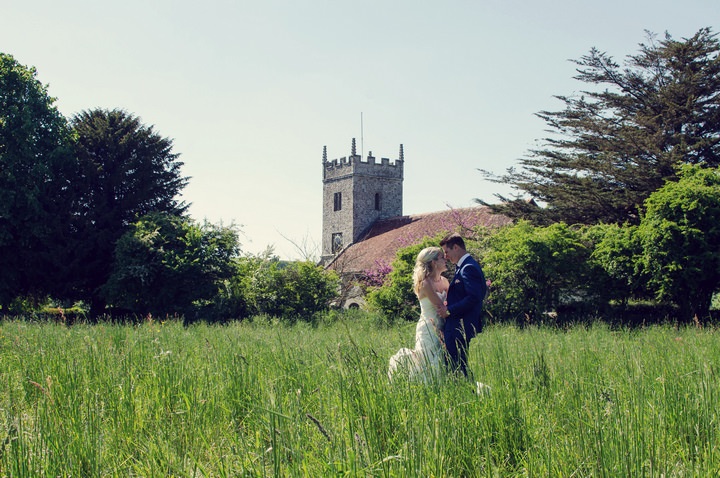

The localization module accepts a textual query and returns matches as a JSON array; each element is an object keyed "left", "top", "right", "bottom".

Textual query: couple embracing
[{"left": 389, "top": 234, "right": 488, "bottom": 390}]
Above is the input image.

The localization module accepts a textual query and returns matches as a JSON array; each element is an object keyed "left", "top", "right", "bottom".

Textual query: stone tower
[{"left": 321, "top": 138, "right": 404, "bottom": 266}]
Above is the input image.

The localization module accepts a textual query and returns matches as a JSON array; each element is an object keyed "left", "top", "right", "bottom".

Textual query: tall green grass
[{"left": 1, "top": 317, "right": 719, "bottom": 476}]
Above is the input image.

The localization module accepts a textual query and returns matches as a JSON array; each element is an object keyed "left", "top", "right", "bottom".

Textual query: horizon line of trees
[{"left": 3, "top": 26, "right": 719, "bottom": 324}]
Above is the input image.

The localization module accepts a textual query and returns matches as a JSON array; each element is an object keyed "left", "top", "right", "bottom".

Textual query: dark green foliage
[
  {"left": 67, "top": 109, "right": 189, "bottom": 313},
  {"left": 0, "top": 59, "right": 189, "bottom": 313},
  {"left": 482, "top": 28, "right": 720, "bottom": 226},
  {"left": 635, "top": 165, "right": 720, "bottom": 319},
  {"left": 0, "top": 53, "right": 77, "bottom": 308},
  {"left": 102, "top": 212, "right": 240, "bottom": 317}
]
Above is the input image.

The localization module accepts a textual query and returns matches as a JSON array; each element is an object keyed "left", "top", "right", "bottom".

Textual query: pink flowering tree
[{"left": 360, "top": 260, "right": 393, "bottom": 290}]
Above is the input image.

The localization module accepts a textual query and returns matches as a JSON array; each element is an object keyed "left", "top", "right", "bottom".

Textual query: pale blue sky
[{"left": 2, "top": 1, "right": 717, "bottom": 259}]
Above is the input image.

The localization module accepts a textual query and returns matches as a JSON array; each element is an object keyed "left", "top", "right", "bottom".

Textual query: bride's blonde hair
[{"left": 412, "top": 247, "right": 443, "bottom": 295}]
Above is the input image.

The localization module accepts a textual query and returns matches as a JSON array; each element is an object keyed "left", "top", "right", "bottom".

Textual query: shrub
[
  {"left": 635, "top": 165, "right": 720, "bottom": 319},
  {"left": 478, "top": 222, "right": 595, "bottom": 323},
  {"left": 102, "top": 212, "right": 241, "bottom": 317},
  {"left": 588, "top": 223, "right": 649, "bottom": 307},
  {"left": 228, "top": 252, "right": 340, "bottom": 323}
]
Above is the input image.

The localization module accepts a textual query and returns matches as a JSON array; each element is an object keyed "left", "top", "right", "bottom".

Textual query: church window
[
  {"left": 332, "top": 233, "right": 343, "bottom": 253},
  {"left": 334, "top": 192, "right": 342, "bottom": 211}
]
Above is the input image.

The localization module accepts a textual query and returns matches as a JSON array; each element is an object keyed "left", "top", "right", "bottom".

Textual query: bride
[{"left": 388, "top": 247, "right": 449, "bottom": 382}]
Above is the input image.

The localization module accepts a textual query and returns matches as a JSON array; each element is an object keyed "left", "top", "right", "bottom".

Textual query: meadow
[{"left": 1, "top": 315, "right": 720, "bottom": 477}]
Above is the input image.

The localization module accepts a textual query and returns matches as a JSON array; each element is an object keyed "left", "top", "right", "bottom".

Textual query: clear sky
[{"left": 2, "top": 0, "right": 718, "bottom": 259}]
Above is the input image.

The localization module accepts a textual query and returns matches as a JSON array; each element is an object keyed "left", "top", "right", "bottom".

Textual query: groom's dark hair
[{"left": 440, "top": 233, "right": 465, "bottom": 250}]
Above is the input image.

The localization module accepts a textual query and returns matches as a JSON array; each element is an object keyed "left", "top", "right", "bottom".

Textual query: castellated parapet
[
  {"left": 322, "top": 153, "right": 404, "bottom": 180},
  {"left": 321, "top": 139, "right": 404, "bottom": 266}
]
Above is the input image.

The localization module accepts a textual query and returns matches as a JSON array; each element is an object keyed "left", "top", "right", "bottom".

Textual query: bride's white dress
[{"left": 388, "top": 292, "right": 446, "bottom": 382}]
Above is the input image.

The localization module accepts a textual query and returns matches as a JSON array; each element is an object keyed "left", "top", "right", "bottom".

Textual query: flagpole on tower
[{"left": 360, "top": 112, "right": 364, "bottom": 159}]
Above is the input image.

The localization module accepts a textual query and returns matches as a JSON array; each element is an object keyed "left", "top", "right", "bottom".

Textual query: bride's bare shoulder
[{"left": 417, "top": 278, "right": 435, "bottom": 300}]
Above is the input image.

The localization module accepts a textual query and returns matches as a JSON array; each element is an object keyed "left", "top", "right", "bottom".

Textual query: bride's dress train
[{"left": 388, "top": 294, "right": 446, "bottom": 382}]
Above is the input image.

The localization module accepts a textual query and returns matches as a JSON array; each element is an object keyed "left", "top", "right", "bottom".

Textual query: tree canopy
[
  {"left": 481, "top": 28, "right": 720, "bottom": 226},
  {"left": 0, "top": 53, "right": 77, "bottom": 308},
  {"left": 65, "top": 109, "right": 189, "bottom": 313}
]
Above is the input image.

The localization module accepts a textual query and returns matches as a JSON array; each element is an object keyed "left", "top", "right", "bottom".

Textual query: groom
[{"left": 437, "top": 233, "right": 487, "bottom": 378}]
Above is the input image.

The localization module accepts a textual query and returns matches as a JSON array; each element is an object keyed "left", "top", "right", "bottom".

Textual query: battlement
[
  {"left": 322, "top": 139, "right": 404, "bottom": 181},
  {"left": 322, "top": 154, "right": 403, "bottom": 170}
]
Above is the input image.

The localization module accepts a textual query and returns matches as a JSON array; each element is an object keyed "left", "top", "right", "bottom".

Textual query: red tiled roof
[{"left": 325, "top": 206, "right": 511, "bottom": 274}]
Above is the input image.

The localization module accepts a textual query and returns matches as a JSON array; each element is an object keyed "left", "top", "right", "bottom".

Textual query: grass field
[{"left": 1, "top": 315, "right": 720, "bottom": 477}]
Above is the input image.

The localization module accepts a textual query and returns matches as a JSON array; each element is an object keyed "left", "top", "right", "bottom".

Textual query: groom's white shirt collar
[{"left": 457, "top": 253, "right": 471, "bottom": 269}]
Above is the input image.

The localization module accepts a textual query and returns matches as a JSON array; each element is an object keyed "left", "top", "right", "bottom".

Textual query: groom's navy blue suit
[{"left": 445, "top": 254, "right": 486, "bottom": 377}]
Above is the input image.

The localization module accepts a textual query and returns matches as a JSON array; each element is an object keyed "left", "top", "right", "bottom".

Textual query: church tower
[{"left": 321, "top": 138, "right": 404, "bottom": 265}]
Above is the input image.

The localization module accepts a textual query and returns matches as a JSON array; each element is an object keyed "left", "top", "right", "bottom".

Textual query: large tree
[
  {"left": 0, "top": 53, "right": 77, "bottom": 309},
  {"left": 66, "top": 109, "right": 189, "bottom": 314},
  {"left": 481, "top": 28, "right": 720, "bottom": 226}
]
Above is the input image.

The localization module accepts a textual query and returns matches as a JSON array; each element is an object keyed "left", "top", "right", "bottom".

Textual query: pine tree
[
  {"left": 66, "top": 109, "right": 189, "bottom": 314},
  {"left": 481, "top": 28, "right": 720, "bottom": 226}
]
